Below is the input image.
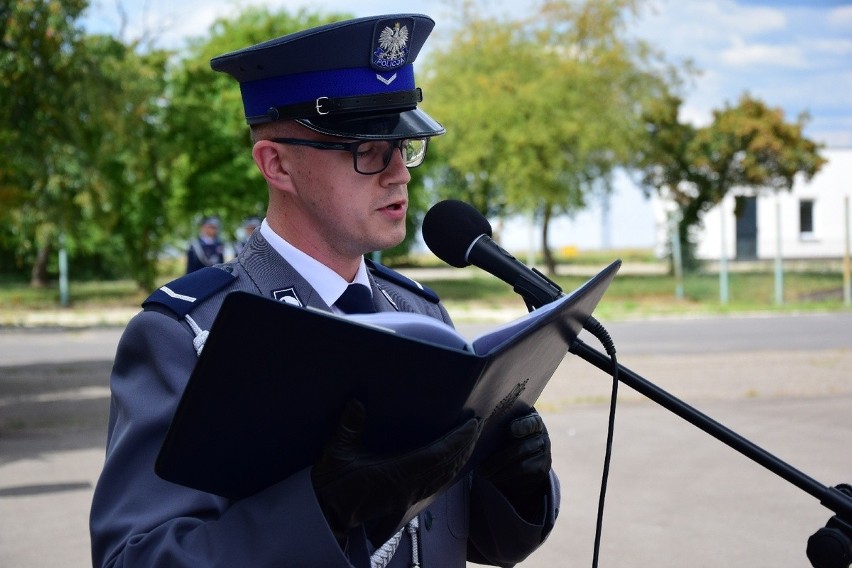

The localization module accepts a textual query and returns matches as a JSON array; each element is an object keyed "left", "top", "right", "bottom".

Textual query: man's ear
[{"left": 252, "top": 141, "right": 293, "bottom": 192}]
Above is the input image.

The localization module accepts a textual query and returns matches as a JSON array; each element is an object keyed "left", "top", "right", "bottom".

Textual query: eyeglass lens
[{"left": 355, "top": 139, "right": 427, "bottom": 174}]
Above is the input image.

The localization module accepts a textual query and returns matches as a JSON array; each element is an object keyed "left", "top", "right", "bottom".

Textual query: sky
[{"left": 81, "top": 0, "right": 852, "bottom": 251}]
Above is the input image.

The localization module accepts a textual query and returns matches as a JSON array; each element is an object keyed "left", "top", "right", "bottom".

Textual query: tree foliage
[
  {"left": 0, "top": 0, "right": 177, "bottom": 289},
  {"left": 79, "top": 36, "right": 174, "bottom": 289},
  {"left": 0, "top": 5, "right": 356, "bottom": 289},
  {"left": 0, "top": 0, "right": 89, "bottom": 283},
  {"left": 0, "top": 1, "right": 829, "bottom": 293},
  {"left": 421, "top": 0, "right": 678, "bottom": 272},
  {"left": 638, "top": 92, "right": 826, "bottom": 269}
]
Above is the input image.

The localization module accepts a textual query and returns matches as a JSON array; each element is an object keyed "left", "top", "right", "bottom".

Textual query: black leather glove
[
  {"left": 312, "top": 400, "right": 480, "bottom": 544},
  {"left": 477, "top": 410, "right": 552, "bottom": 520}
]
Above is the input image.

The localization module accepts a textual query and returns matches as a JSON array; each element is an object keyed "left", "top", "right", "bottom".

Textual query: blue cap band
[{"left": 240, "top": 65, "right": 415, "bottom": 119}]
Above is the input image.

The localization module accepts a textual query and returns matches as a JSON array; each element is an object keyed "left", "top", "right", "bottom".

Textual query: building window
[{"left": 799, "top": 199, "right": 814, "bottom": 238}]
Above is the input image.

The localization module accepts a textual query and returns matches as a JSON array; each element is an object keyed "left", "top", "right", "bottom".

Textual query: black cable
[{"left": 580, "top": 315, "right": 619, "bottom": 568}]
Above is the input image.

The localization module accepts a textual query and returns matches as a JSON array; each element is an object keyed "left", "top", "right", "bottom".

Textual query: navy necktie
[{"left": 335, "top": 284, "right": 375, "bottom": 314}]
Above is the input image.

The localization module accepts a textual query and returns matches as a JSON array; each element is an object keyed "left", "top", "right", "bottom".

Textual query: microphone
[{"left": 422, "top": 200, "right": 563, "bottom": 310}]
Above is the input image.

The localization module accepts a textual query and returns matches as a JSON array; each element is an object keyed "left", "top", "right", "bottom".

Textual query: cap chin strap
[{"left": 247, "top": 88, "right": 422, "bottom": 125}]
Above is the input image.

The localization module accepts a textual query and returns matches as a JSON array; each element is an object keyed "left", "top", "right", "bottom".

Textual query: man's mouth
[{"left": 381, "top": 200, "right": 406, "bottom": 212}]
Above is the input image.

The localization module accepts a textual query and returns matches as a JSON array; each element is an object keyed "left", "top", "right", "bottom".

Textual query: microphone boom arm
[
  {"left": 568, "top": 336, "right": 852, "bottom": 567},
  {"left": 568, "top": 337, "right": 852, "bottom": 520}
]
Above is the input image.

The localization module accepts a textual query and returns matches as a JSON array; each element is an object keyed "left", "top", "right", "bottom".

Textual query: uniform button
[{"left": 424, "top": 510, "right": 433, "bottom": 530}]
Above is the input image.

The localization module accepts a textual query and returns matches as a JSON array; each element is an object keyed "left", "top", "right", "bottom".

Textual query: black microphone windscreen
[{"left": 422, "top": 200, "right": 493, "bottom": 268}]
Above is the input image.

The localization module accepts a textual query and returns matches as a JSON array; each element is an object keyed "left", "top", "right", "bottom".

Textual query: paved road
[
  {"left": 0, "top": 314, "right": 850, "bottom": 567},
  {"left": 461, "top": 311, "right": 852, "bottom": 355}
]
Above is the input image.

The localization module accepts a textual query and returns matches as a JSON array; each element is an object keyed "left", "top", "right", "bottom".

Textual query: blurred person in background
[
  {"left": 186, "top": 215, "right": 225, "bottom": 273},
  {"left": 234, "top": 216, "right": 261, "bottom": 256}
]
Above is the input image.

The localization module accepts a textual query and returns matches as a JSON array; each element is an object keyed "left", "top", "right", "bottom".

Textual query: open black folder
[{"left": 156, "top": 260, "right": 621, "bottom": 503}]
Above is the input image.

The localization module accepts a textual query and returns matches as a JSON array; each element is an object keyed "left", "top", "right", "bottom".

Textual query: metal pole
[
  {"left": 58, "top": 233, "right": 69, "bottom": 308},
  {"left": 670, "top": 210, "right": 684, "bottom": 300},
  {"left": 719, "top": 201, "right": 729, "bottom": 304},
  {"left": 844, "top": 196, "right": 851, "bottom": 306},
  {"left": 601, "top": 191, "right": 611, "bottom": 250},
  {"left": 527, "top": 211, "right": 536, "bottom": 268},
  {"left": 774, "top": 195, "right": 784, "bottom": 306}
]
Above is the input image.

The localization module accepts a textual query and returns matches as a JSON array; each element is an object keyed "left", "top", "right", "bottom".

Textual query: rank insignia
[{"left": 272, "top": 288, "right": 303, "bottom": 307}]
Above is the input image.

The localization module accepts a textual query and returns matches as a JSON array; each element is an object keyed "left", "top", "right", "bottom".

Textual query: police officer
[
  {"left": 186, "top": 215, "right": 225, "bottom": 273},
  {"left": 90, "top": 14, "right": 559, "bottom": 567}
]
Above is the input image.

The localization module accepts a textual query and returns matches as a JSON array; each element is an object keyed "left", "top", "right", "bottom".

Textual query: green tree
[
  {"left": 0, "top": 0, "right": 176, "bottom": 290},
  {"left": 0, "top": 0, "right": 89, "bottom": 285},
  {"left": 77, "top": 35, "right": 174, "bottom": 290},
  {"left": 639, "top": 93, "right": 826, "bottom": 269},
  {"left": 164, "top": 8, "right": 352, "bottom": 246},
  {"left": 422, "top": 0, "right": 677, "bottom": 273}
]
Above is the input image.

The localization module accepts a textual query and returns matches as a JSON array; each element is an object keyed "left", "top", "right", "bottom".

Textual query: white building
[
  {"left": 656, "top": 147, "right": 851, "bottom": 262},
  {"left": 417, "top": 149, "right": 850, "bottom": 263}
]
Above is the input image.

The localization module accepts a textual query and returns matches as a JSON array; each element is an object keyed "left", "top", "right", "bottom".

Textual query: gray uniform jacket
[{"left": 90, "top": 231, "right": 560, "bottom": 567}]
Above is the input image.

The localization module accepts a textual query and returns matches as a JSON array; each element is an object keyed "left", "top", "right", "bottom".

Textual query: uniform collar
[{"left": 259, "top": 219, "right": 371, "bottom": 308}]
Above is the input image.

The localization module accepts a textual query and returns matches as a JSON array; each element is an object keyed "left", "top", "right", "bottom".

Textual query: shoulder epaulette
[
  {"left": 366, "top": 258, "right": 440, "bottom": 303},
  {"left": 142, "top": 266, "right": 236, "bottom": 317}
]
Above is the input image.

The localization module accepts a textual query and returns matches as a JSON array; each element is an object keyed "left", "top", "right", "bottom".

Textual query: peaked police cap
[{"left": 210, "top": 14, "right": 445, "bottom": 140}]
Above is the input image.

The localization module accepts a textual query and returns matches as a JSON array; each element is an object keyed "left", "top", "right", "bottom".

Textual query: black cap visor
[{"left": 297, "top": 108, "right": 445, "bottom": 140}]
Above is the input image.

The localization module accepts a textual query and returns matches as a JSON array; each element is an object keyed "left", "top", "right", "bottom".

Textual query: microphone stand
[
  {"left": 462, "top": 247, "right": 851, "bottom": 565},
  {"left": 508, "top": 270, "right": 852, "bottom": 567},
  {"left": 568, "top": 334, "right": 852, "bottom": 568}
]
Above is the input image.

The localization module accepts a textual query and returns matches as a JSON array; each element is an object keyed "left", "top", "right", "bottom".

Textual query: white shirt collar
[{"left": 259, "top": 219, "right": 371, "bottom": 307}]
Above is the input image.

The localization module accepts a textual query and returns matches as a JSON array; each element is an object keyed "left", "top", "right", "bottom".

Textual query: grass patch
[
  {"left": 421, "top": 270, "right": 850, "bottom": 318},
  {"left": 421, "top": 276, "right": 516, "bottom": 302},
  {"left": 1, "top": 264, "right": 849, "bottom": 319},
  {"left": 0, "top": 279, "right": 146, "bottom": 310}
]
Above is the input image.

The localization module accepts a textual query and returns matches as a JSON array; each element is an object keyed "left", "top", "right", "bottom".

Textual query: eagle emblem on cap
[{"left": 373, "top": 22, "right": 409, "bottom": 71}]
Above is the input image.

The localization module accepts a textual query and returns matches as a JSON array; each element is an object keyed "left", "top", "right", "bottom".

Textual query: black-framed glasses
[{"left": 270, "top": 137, "right": 428, "bottom": 175}]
